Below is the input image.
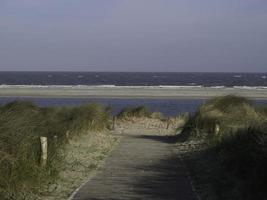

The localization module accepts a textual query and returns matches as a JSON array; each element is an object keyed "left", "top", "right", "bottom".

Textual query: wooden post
[
  {"left": 40, "top": 137, "right": 48, "bottom": 166},
  {"left": 215, "top": 124, "right": 220, "bottom": 135},
  {"left": 112, "top": 116, "right": 116, "bottom": 130},
  {"left": 166, "top": 117, "right": 170, "bottom": 129},
  {"left": 66, "top": 130, "right": 70, "bottom": 143},
  {"left": 54, "top": 135, "right": 58, "bottom": 143}
]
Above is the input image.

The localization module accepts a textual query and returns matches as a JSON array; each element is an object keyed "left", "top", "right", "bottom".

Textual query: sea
[{"left": 0, "top": 72, "right": 267, "bottom": 116}]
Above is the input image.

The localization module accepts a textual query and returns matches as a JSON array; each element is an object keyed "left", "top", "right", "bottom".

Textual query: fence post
[
  {"left": 66, "top": 130, "right": 70, "bottom": 143},
  {"left": 146, "top": 120, "right": 149, "bottom": 128},
  {"left": 112, "top": 116, "right": 116, "bottom": 130},
  {"left": 54, "top": 135, "right": 58, "bottom": 143},
  {"left": 40, "top": 137, "right": 48, "bottom": 166},
  {"left": 166, "top": 117, "right": 170, "bottom": 129},
  {"left": 215, "top": 124, "right": 220, "bottom": 135}
]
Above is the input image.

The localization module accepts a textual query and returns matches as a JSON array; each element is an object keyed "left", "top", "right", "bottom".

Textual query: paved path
[{"left": 71, "top": 129, "right": 198, "bottom": 200}]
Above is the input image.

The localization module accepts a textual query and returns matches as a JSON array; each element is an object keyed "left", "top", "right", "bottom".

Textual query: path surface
[{"left": 71, "top": 119, "right": 198, "bottom": 200}]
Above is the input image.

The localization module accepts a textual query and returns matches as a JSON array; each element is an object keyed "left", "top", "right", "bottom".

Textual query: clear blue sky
[{"left": 0, "top": 0, "right": 266, "bottom": 72}]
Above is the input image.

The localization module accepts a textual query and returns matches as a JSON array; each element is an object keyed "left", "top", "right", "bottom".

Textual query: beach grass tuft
[
  {"left": 117, "top": 106, "right": 151, "bottom": 119},
  {"left": 182, "top": 95, "right": 263, "bottom": 140}
]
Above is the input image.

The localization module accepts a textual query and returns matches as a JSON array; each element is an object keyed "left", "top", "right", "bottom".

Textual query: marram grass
[
  {"left": 116, "top": 106, "right": 151, "bottom": 119},
  {"left": 182, "top": 95, "right": 264, "bottom": 140},
  {"left": 180, "top": 95, "right": 267, "bottom": 199},
  {"left": 0, "top": 101, "right": 110, "bottom": 200}
]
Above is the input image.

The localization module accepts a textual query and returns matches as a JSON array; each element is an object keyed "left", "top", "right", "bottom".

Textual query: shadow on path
[
  {"left": 129, "top": 134, "right": 180, "bottom": 144},
  {"left": 72, "top": 132, "right": 198, "bottom": 200},
  {"left": 131, "top": 154, "right": 197, "bottom": 200}
]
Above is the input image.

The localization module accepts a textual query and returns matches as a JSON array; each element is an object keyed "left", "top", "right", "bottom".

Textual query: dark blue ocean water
[
  {"left": 0, "top": 72, "right": 267, "bottom": 86},
  {"left": 0, "top": 72, "right": 267, "bottom": 115},
  {"left": 0, "top": 97, "right": 266, "bottom": 116},
  {"left": 0, "top": 97, "right": 202, "bottom": 116}
]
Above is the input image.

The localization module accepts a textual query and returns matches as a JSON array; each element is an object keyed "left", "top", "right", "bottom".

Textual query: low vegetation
[
  {"left": 116, "top": 106, "right": 151, "bottom": 119},
  {"left": 4, "top": 96, "right": 266, "bottom": 199},
  {"left": 116, "top": 105, "right": 170, "bottom": 120},
  {"left": 0, "top": 101, "right": 111, "bottom": 200},
  {"left": 179, "top": 95, "right": 267, "bottom": 199},
  {"left": 182, "top": 95, "right": 263, "bottom": 141}
]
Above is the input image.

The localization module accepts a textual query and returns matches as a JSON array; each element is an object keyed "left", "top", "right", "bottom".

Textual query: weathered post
[
  {"left": 215, "top": 124, "right": 220, "bottom": 135},
  {"left": 40, "top": 136, "right": 48, "bottom": 166},
  {"left": 166, "top": 117, "right": 170, "bottom": 129},
  {"left": 66, "top": 130, "right": 70, "bottom": 143},
  {"left": 54, "top": 135, "right": 58, "bottom": 143},
  {"left": 146, "top": 121, "right": 149, "bottom": 128}
]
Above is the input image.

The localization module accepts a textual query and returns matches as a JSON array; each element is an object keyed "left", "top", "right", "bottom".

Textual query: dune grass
[
  {"left": 116, "top": 106, "right": 151, "bottom": 119},
  {"left": 179, "top": 95, "right": 267, "bottom": 199},
  {"left": 116, "top": 105, "right": 167, "bottom": 121},
  {"left": 182, "top": 95, "right": 264, "bottom": 141},
  {"left": 0, "top": 101, "right": 111, "bottom": 200}
]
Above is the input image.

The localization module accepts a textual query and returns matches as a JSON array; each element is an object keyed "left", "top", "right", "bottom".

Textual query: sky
[{"left": 0, "top": 0, "right": 267, "bottom": 72}]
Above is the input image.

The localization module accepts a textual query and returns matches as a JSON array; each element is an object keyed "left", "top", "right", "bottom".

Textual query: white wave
[
  {"left": 158, "top": 85, "right": 202, "bottom": 88},
  {"left": 210, "top": 86, "right": 226, "bottom": 89},
  {"left": 0, "top": 84, "right": 202, "bottom": 89},
  {"left": 233, "top": 86, "right": 267, "bottom": 90},
  {"left": 233, "top": 75, "right": 242, "bottom": 78},
  {"left": 89, "top": 85, "right": 116, "bottom": 88},
  {"left": 0, "top": 84, "right": 267, "bottom": 90}
]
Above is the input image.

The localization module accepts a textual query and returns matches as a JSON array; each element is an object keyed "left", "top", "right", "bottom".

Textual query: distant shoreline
[{"left": 0, "top": 86, "right": 267, "bottom": 99}]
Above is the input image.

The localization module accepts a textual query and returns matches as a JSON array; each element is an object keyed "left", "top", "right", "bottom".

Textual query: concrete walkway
[{"left": 71, "top": 125, "right": 198, "bottom": 200}]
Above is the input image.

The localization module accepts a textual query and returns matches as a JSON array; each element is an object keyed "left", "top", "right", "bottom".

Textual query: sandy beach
[
  {"left": 0, "top": 85, "right": 267, "bottom": 99},
  {"left": 0, "top": 86, "right": 267, "bottom": 99}
]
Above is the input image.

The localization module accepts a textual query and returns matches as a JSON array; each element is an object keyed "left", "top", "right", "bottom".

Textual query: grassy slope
[
  {"left": 40, "top": 131, "right": 118, "bottom": 200},
  {"left": 178, "top": 95, "right": 267, "bottom": 200},
  {"left": 0, "top": 101, "right": 114, "bottom": 200},
  {"left": 0, "top": 103, "right": 173, "bottom": 200}
]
